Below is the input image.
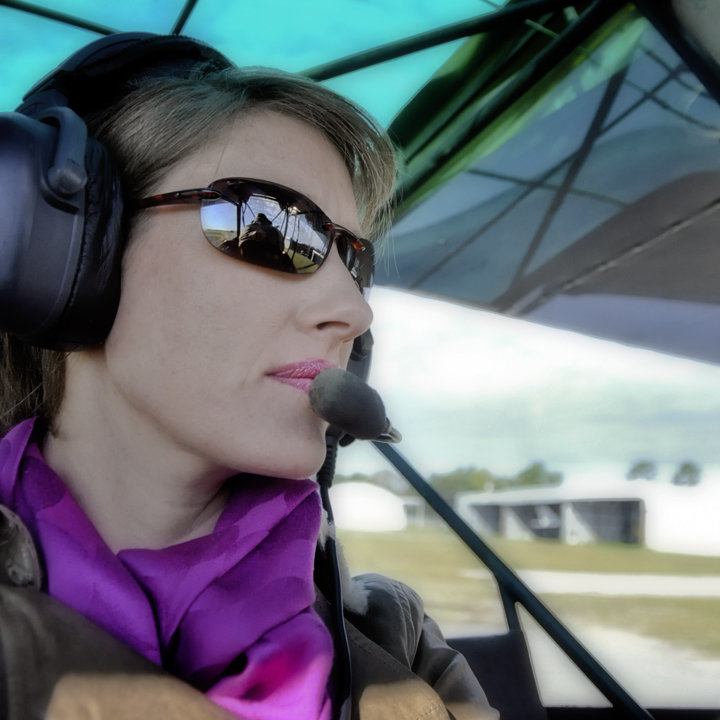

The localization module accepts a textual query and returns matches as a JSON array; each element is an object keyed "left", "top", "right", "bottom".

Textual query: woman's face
[{"left": 99, "top": 110, "right": 373, "bottom": 479}]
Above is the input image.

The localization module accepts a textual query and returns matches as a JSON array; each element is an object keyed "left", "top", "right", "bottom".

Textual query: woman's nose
[{"left": 296, "top": 244, "right": 373, "bottom": 342}]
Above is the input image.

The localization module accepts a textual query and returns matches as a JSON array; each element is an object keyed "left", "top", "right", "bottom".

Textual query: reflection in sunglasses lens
[{"left": 196, "top": 183, "right": 372, "bottom": 292}]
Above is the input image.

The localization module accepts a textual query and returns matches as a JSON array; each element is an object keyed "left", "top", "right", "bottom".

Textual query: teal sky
[{"left": 1, "top": 0, "right": 502, "bottom": 126}]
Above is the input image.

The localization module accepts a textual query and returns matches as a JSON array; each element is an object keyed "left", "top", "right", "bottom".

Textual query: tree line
[
  {"left": 335, "top": 461, "right": 562, "bottom": 504},
  {"left": 335, "top": 456, "right": 705, "bottom": 504},
  {"left": 626, "top": 459, "right": 702, "bottom": 486}
]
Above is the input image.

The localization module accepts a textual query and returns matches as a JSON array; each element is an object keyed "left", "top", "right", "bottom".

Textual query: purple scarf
[{"left": 0, "top": 419, "right": 333, "bottom": 720}]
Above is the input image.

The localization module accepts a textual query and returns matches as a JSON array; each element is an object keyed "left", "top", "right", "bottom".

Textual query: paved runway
[
  {"left": 451, "top": 569, "right": 720, "bottom": 707},
  {"left": 526, "top": 624, "right": 720, "bottom": 708},
  {"left": 460, "top": 568, "right": 720, "bottom": 597},
  {"left": 517, "top": 570, "right": 720, "bottom": 597}
]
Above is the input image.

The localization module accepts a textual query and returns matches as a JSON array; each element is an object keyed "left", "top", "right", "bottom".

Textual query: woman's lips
[{"left": 267, "top": 359, "right": 335, "bottom": 394}]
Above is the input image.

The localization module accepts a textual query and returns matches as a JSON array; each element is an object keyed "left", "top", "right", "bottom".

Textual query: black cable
[{"left": 316, "top": 433, "right": 353, "bottom": 720}]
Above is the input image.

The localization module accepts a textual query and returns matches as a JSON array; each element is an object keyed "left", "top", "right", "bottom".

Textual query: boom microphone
[{"left": 309, "top": 368, "right": 401, "bottom": 443}]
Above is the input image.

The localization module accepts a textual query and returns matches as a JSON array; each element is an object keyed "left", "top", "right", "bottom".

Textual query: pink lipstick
[{"left": 268, "top": 358, "right": 335, "bottom": 393}]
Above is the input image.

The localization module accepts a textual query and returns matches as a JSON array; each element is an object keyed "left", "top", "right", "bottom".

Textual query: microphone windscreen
[{"left": 309, "top": 368, "right": 387, "bottom": 440}]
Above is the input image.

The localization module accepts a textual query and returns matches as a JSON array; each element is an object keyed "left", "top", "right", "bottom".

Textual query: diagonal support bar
[{"left": 373, "top": 441, "right": 655, "bottom": 720}]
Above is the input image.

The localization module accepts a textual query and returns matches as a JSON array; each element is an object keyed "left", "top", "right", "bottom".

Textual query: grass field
[{"left": 336, "top": 526, "right": 720, "bottom": 657}]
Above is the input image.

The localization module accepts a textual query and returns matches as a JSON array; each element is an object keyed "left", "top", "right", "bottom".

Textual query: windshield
[{"left": 335, "top": 287, "right": 720, "bottom": 708}]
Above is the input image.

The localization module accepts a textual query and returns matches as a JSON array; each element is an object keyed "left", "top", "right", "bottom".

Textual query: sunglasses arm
[{"left": 135, "top": 188, "right": 220, "bottom": 210}]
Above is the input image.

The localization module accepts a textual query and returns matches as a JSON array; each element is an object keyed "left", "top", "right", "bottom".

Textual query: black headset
[{"left": 0, "top": 32, "right": 233, "bottom": 350}]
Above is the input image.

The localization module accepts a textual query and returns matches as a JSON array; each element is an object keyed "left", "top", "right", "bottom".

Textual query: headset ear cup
[
  {"left": 0, "top": 111, "right": 122, "bottom": 350},
  {"left": 49, "top": 137, "right": 125, "bottom": 349}
]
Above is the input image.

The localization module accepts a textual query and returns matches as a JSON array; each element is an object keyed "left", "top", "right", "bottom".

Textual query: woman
[{"left": 0, "top": 33, "right": 498, "bottom": 720}]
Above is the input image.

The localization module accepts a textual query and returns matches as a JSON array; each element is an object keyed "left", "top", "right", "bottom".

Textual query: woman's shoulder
[
  {"left": 0, "top": 503, "right": 42, "bottom": 588},
  {"left": 343, "top": 572, "right": 425, "bottom": 657},
  {"left": 340, "top": 572, "right": 499, "bottom": 720}
]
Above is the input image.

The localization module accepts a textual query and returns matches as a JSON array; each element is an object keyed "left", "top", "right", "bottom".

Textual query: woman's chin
[{"left": 243, "top": 442, "right": 329, "bottom": 481}]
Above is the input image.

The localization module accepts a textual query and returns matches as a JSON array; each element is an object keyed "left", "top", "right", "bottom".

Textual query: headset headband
[{"left": 18, "top": 32, "right": 233, "bottom": 118}]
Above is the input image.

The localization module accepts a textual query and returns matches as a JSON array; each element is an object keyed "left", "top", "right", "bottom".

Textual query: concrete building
[{"left": 455, "top": 476, "right": 720, "bottom": 556}]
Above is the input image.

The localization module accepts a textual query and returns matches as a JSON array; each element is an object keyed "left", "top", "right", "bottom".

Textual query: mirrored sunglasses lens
[
  {"left": 284, "top": 215, "right": 330, "bottom": 275},
  {"left": 200, "top": 196, "right": 332, "bottom": 275},
  {"left": 200, "top": 199, "right": 237, "bottom": 247}
]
